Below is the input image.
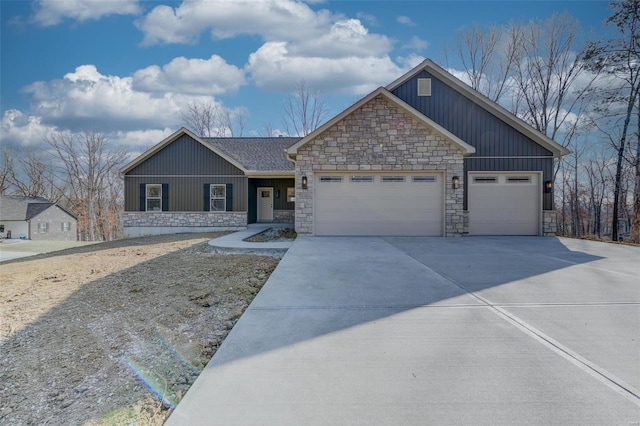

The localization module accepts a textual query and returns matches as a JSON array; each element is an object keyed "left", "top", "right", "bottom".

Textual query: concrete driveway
[{"left": 167, "top": 236, "right": 640, "bottom": 425}]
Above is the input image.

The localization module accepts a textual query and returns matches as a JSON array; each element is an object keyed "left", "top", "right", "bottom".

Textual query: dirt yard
[{"left": 0, "top": 233, "right": 280, "bottom": 425}]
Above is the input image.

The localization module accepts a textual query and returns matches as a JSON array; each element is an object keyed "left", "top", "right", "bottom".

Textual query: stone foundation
[
  {"left": 543, "top": 210, "right": 558, "bottom": 236},
  {"left": 122, "top": 211, "right": 247, "bottom": 237}
]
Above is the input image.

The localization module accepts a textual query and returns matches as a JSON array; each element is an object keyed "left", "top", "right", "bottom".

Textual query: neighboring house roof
[
  {"left": 205, "top": 137, "right": 299, "bottom": 177},
  {"left": 120, "top": 128, "right": 299, "bottom": 177},
  {"left": 287, "top": 87, "right": 476, "bottom": 158},
  {"left": 0, "top": 195, "right": 76, "bottom": 221},
  {"left": 386, "top": 59, "right": 570, "bottom": 158}
]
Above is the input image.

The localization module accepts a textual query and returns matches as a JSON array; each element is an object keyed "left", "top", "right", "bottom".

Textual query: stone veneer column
[{"left": 543, "top": 210, "right": 558, "bottom": 236}]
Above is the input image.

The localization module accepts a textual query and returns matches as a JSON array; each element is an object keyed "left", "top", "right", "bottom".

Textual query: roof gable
[
  {"left": 287, "top": 87, "right": 475, "bottom": 157},
  {"left": 386, "top": 59, "right": 569, "bottom": 158},
  {"left": 120, "top": 128, "right": 248, "bottom": 175}
]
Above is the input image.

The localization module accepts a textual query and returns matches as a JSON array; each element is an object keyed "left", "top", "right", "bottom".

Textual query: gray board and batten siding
[
  {"left": 124, "top": 133, "right": 248, "bottom": 212},
  {"left": 391, "top": 70, "right": 555, "bottom": 210}
]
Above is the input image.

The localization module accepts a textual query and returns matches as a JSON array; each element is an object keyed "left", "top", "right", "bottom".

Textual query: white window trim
[
  {"left": 61, "top": 222, "right": 71, "bottom": 231},
  {"left": 38, "top": 222, "right": 49, "bottom": 233},
  {"left": 146, "top": 184, "right": 162, "bottom": 211},
  {"left": 210, "top": 184, "right": 226, "bottom": 212}
]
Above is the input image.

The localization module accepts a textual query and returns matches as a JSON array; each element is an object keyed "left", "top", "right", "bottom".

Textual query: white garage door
[
  {"left": 468, "top": 173, "right": 540, "bottom": 235},
  {"left": 314, "top": 173, "right": 443, "bottom": 236}
]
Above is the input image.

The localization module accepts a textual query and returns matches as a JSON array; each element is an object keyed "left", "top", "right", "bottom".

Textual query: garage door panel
[
  {"left": 469, "top": 173, "right": 539, "bottom": 236},
  {"left": 315, "top": 174, "right": 443, "bottom": 236}
]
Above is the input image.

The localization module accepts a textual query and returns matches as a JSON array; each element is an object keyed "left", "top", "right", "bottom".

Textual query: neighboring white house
[{"left": 0, "top": 195, "right": 77, "bottom": 241}]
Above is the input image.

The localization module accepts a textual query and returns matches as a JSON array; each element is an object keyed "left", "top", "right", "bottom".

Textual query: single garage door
[
  {"left": 314, "top": 173, "right": 443, "bottom": 236},
  {"left": 468, "top": 173, "right": 540, "bottom": 235}
]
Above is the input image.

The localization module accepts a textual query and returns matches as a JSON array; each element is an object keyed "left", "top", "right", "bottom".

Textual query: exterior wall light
[
  {"left": 452, "top": 176, "right": 460, "bottom": 189},
  {"left": 302, "top": 176, "right": 308, "bottom": 190},
  {"left": 544, "top": 180, "right": 553, "bottom": 193},
  {"left": 275, "top": 189, "right": 281, "bottom": 198}
]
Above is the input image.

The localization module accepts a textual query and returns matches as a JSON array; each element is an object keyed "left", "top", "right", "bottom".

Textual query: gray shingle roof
[
  {"left": 0, "top": 195, "right": 53, "bottom": 220},
  {"left": 204, "top": 137, "right": 300, "bottom": 172}
]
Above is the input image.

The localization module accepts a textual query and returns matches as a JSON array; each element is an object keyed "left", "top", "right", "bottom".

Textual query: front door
[{"left": 257, "top": 187, "right": 274, "bottom": 222}]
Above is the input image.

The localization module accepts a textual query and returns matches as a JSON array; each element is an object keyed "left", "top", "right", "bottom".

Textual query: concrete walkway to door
[{"left": 167, "top": 236, "right": 640, "bottom": 425}]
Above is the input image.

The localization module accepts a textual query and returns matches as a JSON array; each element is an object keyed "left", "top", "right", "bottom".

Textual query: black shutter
[
  {"left": 161, "top": 183, "right": 169, "bottom": 211},
  {"left": 139, "top": 184, "right": 146, "bottom": 211},
  {"left": 225, "top": 184, "right": 233, "bottom": 211},
  {"left": 203, "top": 184, "right": 210, "bottom": 211}
]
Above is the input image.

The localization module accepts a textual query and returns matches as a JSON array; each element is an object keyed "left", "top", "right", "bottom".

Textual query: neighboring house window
[
  {"left": 0, "top": 225, "right": 4, "bottom": 233},
  {"left": 287, "top": 187, "right": 295, "bottom": 203},
  {"left": 210, "top": 184, "right": 226, "bottom": 211},
  {"left": 146, "top": 184, "right": 162, "bottom": 211},
  {"left": 38, "top": 222, "right": 49, "bottom": 233},
  {"left": 61, "top": 222, "right": 71, "bottom": 231}
]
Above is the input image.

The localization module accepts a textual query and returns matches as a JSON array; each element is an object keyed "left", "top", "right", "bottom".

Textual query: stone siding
[
  {"left": 543, "top": 210, "right": 558, "bottom": 236},
  {"left": 295, "top": 95, "right": 466, "bottom": 236},
  {"left": 273, "top": 210, "right": 295, "bottom": 223},
  {"left": 123, "top": 211, "right": 247, "bottom": 229}
]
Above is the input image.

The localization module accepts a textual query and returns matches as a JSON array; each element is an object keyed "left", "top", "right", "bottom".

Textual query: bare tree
[
  {"left": 585, "top": 0, "right": 640, "bottom": 241},
  {"left": 0, "top": 148, "right": 61, "bottom": 200},
  {"left": 0, "top": 148, "right": 15, "bottom": 194},
  {"left": 181, "top": 100, "right": 246, "bottom": 137},
  {"left": 450, "top": 23, "right": 521, "bottom": 103},
  {"left": 46, "top": 131, "right": 129, "bottom": 241},
  {"left": 282, "top": 80, "right": 329, "bottom": 136}
]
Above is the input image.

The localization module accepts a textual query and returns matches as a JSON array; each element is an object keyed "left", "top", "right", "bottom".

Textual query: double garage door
[
  {"left": 314, "top": 173, "right": 443, "bottom": 236},
  {"left": 313, "top": 172, "right": 541, "bottom": 236}
]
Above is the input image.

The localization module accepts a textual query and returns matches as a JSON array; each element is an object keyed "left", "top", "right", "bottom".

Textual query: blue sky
[{"left": 1, "top": 0, "right": 611, "bottom": 153}]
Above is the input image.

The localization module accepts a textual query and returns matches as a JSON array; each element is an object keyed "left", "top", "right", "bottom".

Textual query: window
[
  {"left": 287, "top": 187, "right": 295, "bottom": 203},
  {"left": 413, "top": 176, "right": 437, "bottom": 182},
  {"left": 350, "top": 176, "right": 373, "bottom": 182},
  {"left": 0, "top": 225, "right": 4, "bottom": 233},
  {"left": 146, "top": 184, "right": 162, "bottom": 211},
  {"left": 320, "top": 176, "right": 343, "bottom": 182},
  {"left": 38, "top": 222, "right": 49, "bottom": 233},
  {"left": 473, "top": 176, "right": 497, "bottom": 183},
  {"left": 61, "top": 222, "right": 71, "bottom": 231},
  {"left": 507, "top": 176, "right": 532, "bottom": 183},
  {"left": 382, "top": 176, "right": 405, "bottom": 182},
  {"left": 210, "top": 184, "right": 226, "bottom": 211}
]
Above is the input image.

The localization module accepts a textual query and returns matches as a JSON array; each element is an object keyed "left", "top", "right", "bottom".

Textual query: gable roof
[
  {"left": 0, "top": 195, "right": 76, "bottom": 221},
  {"left": 386, "top": 59, "right": 570, "bottom": 158},
  {"left": 120, "top": 128, "right": 298, "bottom": 177},
  {"left": 287, "top": 87, "right": 476, "bottom": 158},
  {"left": 205, "top": 137, "right": 299, "bottom": 177}
]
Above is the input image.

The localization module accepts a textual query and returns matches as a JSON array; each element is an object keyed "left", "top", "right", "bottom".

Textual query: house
[
  {"left": 0, "top": 195, "right": 77, "bottom": 240},
  {"left": 120, "top": 132, "right": 298, "bottom": 237},
  {"left": 121, "top": 59, "right": 568, "bottom": 237}
]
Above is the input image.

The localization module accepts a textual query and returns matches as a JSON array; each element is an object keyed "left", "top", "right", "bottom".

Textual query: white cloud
[
  {"left": 0, "top": 107, "right": 174, "bottom": 153},
  {"left": 24, "top": 65, "right": 224, "bottom": 131},
  {"left": 0, "top": 109, "right": 57, "bottom": 148},
  {"left": 356, "top": 12, "right": 378, "bottom": 27},
  {"left": 31, "top": 0, "right": 140, "bottom": 27},
  {"left": 401, "top": 36, "right": 428, "bottom": 51},
  {"left": 397, "top": 16, "right": 415, "bottom": 26},
  {"left": 247, "top": 42, "right": 407, "bottom": 94},
  {"left": 290, "top": 19, "right": 392, "bottom": 58},
  {"left": 136, "top": 0, "right": 333, "bottom": 46},
  {"left": 132, "top": 55, "right": 246, "bottom": 95}
]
